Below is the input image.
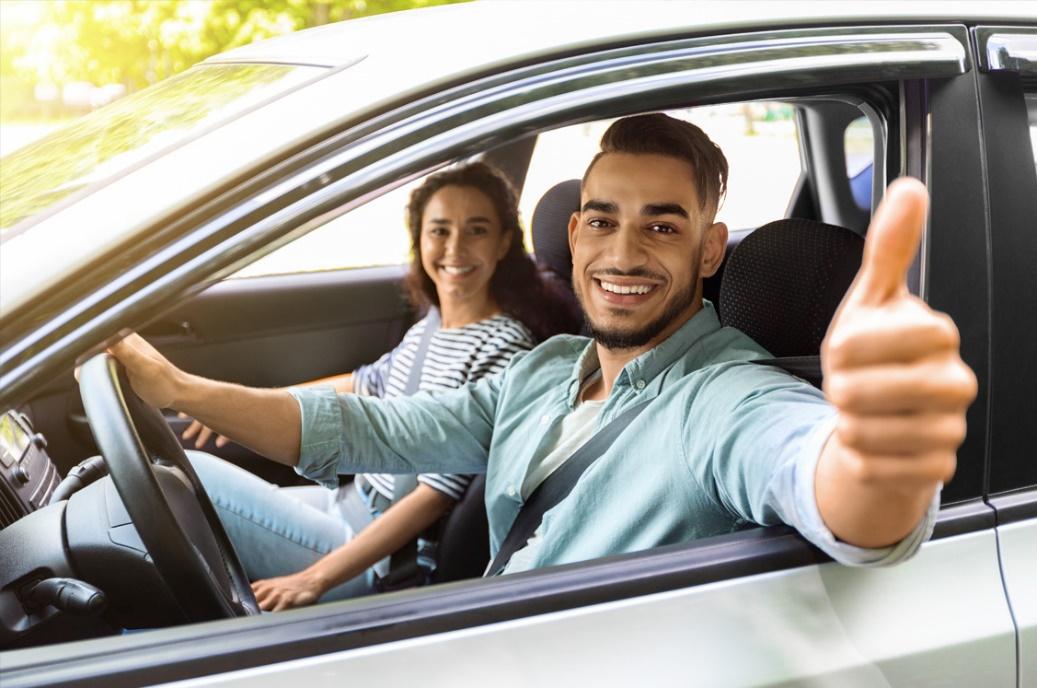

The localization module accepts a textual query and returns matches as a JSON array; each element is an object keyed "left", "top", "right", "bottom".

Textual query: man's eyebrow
[
  {"left": 582, "top": 200, "right": 618, "bottom": 213},
  {"left": 642, "top": 203, "right": 689, "bottom": 219}
]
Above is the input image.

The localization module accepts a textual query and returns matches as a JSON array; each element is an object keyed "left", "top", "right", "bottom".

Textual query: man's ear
[
  {"left": 567, "top": 211, "right": 580, "bottom": 257},
  {"left": 700, "top": 221, "right": 728, "bottom": 278}
]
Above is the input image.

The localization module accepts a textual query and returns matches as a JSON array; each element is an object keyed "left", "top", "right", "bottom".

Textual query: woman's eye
[
  {"left": 427, "top": 226, "right": 448, "bottom": 236},
  {"left": 467, "top": 224, "right": 489, "bottom": 235}
]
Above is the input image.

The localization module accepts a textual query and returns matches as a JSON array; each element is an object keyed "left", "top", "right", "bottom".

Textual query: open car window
[{"left": 519, "top": 102, "right": 804, "bottom": 233}]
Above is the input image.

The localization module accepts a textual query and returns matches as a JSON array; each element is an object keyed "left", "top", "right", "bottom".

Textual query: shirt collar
[{"left": 565, "top": 300, "right": 723, "bottom": 408}]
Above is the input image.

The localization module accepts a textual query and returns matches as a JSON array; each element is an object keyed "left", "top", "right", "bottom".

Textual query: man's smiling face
[{"left": 568, "top": 152, "right": 727, "bottom": 351}]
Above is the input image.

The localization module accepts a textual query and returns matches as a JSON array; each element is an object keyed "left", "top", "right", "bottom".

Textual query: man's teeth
[
  {"left": 599, "top": 280, "right": 654, "bottom": 295},
  {"left": 440, "top": 265, "right": 475, "bottom": 275}
]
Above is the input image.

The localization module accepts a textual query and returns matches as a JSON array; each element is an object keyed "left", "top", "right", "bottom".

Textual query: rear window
[
  {"left": 519, "top": 102, "right": 803, "bottom": 235},
  {"left": 0, "top": 63, "right": 322, "bottom": 233}
]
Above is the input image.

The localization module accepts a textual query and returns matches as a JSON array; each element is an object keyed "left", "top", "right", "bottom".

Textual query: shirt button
[
  {"left": 635, "top": 379, "right": 646, "bottom": 390},
  {"left": 507, "top": 486, "right": 517, "bottom": 497}
]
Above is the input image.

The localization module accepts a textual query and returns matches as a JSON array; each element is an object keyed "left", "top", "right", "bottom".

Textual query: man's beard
[{"left": 576, "top": 268, "right": 699, "bottom": 350}]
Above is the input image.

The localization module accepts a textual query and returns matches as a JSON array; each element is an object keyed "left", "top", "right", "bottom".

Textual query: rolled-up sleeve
[
  {"left": 696, "top": 363, "right": 937, "bottom": 567},
  {"left": 288, "top": 373, "right": 502, "bottom": 488},
  {"left": 790, "top": 428, "right": 939, "bottom": 566}
]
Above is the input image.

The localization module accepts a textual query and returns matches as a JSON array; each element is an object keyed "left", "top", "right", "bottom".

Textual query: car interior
[{"left": 1, "top": 96, "right": 898, "bottom": 649}]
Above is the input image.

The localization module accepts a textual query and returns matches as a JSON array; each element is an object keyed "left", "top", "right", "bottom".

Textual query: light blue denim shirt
[{"left": 290, "top": 302, "right": 936, "bottom": 572}]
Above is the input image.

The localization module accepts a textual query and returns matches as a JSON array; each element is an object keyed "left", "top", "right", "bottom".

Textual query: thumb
[{"left": 847, "top": 177, "right": 928, "bottom": 308}]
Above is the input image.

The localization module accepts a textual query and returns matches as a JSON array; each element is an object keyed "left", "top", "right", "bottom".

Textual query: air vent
[{"left": 0, "top": 481, "right": 27, "bottom": 529}]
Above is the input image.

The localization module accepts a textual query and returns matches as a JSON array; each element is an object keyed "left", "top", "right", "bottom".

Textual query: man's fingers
[
  {"left": 836, "top": 413, "right": 967, "bottom": 455},
  {"left": 823, "top": 303, "right": 959, "bottom": 369},
  {"left": 215, "top": 435, "right": 230, "bottom": 448},
  {"left": 825, "top": 358, "right": 977, "bottom": 414},
  {"left": 847, "top": 177, "right": 928, "bottom": 308}
]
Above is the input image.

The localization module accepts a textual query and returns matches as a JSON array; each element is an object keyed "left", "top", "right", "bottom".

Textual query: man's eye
[
  {"left": 649, "top": 223, "right": 676, "bottom": 234},
  {"left": 587, "top": 218, "right": 612, "bottom": 229}
]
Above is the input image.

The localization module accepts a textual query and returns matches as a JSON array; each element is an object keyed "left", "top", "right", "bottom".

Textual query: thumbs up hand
[{"left": 815, "top": 178, "right": 977, "bottom": 549}]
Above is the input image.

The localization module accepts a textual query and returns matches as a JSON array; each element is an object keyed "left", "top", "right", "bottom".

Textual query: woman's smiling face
[{"left": 419, "top": 185, "right": 511, "bottom": 311}]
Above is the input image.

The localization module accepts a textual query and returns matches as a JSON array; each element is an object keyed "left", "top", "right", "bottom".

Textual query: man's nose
[{"left": 607, "top": 224, "right": 648, "bottom": 270}]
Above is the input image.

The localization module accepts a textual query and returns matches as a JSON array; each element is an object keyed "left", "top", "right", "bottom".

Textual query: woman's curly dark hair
[{"left": 403, "top": 162, "right": 580, "bottom": 342}]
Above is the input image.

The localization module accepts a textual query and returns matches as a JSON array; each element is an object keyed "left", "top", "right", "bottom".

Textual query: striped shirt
[{"left": 352, "top": 310, "right": 534, "bottom": 502}]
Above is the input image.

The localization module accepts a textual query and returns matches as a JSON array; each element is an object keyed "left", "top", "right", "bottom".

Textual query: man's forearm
[
  {"left": 174, "top": 372, "right": 302, "bottom": 466},
  {"left": 814, "top": 433, "right": 938, "bottom": 548}
]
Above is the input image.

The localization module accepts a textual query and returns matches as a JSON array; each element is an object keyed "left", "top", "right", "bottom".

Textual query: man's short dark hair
[{"left": 583, "top": 113, "right": 729, "bottom": 216}]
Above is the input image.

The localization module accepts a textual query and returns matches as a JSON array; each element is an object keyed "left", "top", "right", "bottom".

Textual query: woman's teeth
[
  {"left": 440, "top": 265, "right": 475, "bottom": 276},
  {"left": 598, "top": 280, "right": 655, "bottom": 295}
]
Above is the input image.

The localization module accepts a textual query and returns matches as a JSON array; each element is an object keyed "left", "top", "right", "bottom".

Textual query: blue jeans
[{"left": 187, "top": 451, "right": 378, "bottom": 602}]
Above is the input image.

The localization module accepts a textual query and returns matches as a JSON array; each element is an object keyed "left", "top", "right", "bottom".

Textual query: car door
[
  {"left": 1, "top": 19, "right": 1022, "bottom": 688},
  {"left": 973, "top": 26, "right": 1037, "bottom": 688}
]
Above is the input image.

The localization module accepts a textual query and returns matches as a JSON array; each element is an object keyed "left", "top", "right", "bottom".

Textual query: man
[{"left": 111, "top": 113, "right": 976, "bottom": 574}]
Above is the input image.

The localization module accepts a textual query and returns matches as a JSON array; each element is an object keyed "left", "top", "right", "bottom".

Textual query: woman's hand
[
  {"left": 251, "top": 569, "right": 328, "bottom": 612},
  {"left": 178, "top": 413, "right": 231, "bottom": 449}
]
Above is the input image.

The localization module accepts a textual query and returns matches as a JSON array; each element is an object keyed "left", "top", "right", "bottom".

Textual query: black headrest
[
  {"left": 532, "top": 179, "right": 580, "bottom": 284},
  {"left": 719, "top": 219, "right": 863, "bottom": 358}
]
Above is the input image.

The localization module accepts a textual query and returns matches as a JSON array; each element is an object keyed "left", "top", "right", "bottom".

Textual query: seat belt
[
  {"left": 484, "top": 355, "right": 821, "bottom": 577},
  {"left": 486, "top": 398, "right": 652, "bottom": 577},
  {"left": 377, "top": 308, "right": 441, "bottom": 591}
]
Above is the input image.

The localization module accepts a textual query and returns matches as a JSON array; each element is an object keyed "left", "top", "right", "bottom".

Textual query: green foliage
[
  {"left": 0, "top": 63, "right": 302, "bottom": 229},
  {"left": 0, "top": 0, "right": 468, "bottom": 119}
]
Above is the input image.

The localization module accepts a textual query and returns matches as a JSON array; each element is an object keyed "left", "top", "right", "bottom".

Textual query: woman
[{"left": 185, "top": 162, "right": 579, "bottom": 611}]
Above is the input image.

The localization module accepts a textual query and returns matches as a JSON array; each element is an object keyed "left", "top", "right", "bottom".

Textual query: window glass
[
  {"left": 0, "top": 63, "right": 322, "bottom": 232},
  {"left": 231, "top": 179, "right": 420, "bottom": 279},
  {"left": 519, "top": 102, "right": 803, "bottom": 235},
  {"left": 844, "top": 116, "right": 875, "bottom": 211}
]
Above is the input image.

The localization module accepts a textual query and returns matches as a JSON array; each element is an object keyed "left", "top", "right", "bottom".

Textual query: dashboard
[{"left": 0, "top": 410, "right": 59, "bottom": 529}]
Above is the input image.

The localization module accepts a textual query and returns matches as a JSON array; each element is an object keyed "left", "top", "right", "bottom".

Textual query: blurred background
[{"left": 0, "top": 0, "right": 468, "bottom": 155}]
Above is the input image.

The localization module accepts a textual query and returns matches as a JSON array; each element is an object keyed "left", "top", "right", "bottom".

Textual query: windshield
[{"left": 0, "top": 63, "right": 323, "bottom": 234}]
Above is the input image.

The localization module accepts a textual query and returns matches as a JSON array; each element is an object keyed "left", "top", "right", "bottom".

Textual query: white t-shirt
[{"left": 503, "top": 374, "right": 605, "bottom": 574}]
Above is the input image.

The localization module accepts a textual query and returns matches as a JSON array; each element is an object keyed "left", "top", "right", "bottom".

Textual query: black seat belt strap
[
  {"left": 378, "top": 308, "right": 441, "bottom": 591},
  {"left": 486, "top": 398, "right": 652, "bottom": 577}
]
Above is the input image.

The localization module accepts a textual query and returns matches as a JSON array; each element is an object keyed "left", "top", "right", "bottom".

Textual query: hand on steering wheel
[{"left": 78, "top": 353, "right": 259, "bottom": 622}]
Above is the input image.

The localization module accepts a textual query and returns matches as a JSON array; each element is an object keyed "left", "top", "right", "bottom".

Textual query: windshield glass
[{"left": 0, "top": 63, "right": 322, "bottom": 234}]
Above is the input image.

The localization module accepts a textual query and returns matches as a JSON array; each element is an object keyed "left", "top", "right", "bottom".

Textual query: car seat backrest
[
  {"left": 430, "top": 474, "right": 490, "bottom": 583},
  {"left": 719, "top": 218, "right": 864, "bottom": 358},
  {"left": 531, "top": 179, "right": 581, "bottom": 287}
]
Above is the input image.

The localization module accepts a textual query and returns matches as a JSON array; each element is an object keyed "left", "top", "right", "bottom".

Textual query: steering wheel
[{"left": 78, "top": 353, "right": 259, "bottom": 621}]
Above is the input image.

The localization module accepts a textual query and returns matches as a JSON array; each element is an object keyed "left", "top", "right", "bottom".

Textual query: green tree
[{"left": 0, "top": 0, "right": 468, "bottom": 119}]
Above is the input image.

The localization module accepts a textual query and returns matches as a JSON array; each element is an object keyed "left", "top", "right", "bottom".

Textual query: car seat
[
  {"left": 432, "top": 180, "right": 590, "bottom": 584},
  {"left": 718, "top": 218, "right": 863, "bottom": 360}
]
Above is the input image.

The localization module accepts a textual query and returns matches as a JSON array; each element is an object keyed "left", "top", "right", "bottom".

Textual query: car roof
[
  {"left": 206, "top": 0, "right": 1034, "bottom": 70},
  {"left": 2, "top": 0, "right": 1033, "bottom": 315}
]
